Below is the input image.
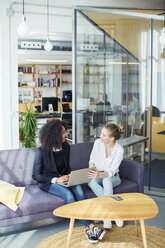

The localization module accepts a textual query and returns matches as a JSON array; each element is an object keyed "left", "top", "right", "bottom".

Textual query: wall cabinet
[{"left": 18, "top": 64, "right": 72, "bottom": 112}]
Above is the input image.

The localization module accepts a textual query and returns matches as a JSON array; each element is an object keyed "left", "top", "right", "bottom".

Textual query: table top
[
  {"left": 118, "top": 135, "right": 148, "bottom": 147},
  {"left": 54, "top": 193, "right": 158, "bottom": 221}
]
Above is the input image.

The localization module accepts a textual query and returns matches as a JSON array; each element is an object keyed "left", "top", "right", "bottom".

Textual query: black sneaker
[
  {"left": 92, "top": 226, "right": 106, "bottom": 240},
  {"left": 86, "top": 229, "right": 98, "bottom": 243}
]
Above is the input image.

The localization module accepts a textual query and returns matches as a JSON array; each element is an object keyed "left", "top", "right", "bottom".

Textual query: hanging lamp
[
  {"left": 17, "top": 0, "right": 29, "bottom": 37},
  {"left": 44, "top": 0, "right": 53, "bottom": 51},
  {"left": 161, "top": 48, "right": 165, "bottom": 59},
  {"left": 160, "top": 0, "right": 165, "bottom": 44}
]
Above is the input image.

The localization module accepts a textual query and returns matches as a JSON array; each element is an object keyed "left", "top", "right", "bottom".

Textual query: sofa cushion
[
  {"left": 114, "top": 178, "right": 138, "bottom": 194},
  {"left": 0, "top": 149, "right": 37, "bottom": 186},
  {"left": 70, "top": 143, "right": 94, "bottom": 170},
  {"left": 0, "top": 202, "right": 22, "bottom": 221},
  {"left": 18, "top": 185, "right": 65, "bottom": 217},
  {"left": 0, "top": 185, "right": 65, "bottom": 221},
  {"left": 119, "top": 160, "right": 144, "bottom": 193}
]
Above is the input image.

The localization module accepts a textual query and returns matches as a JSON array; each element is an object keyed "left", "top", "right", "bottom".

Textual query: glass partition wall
[{"left": 73, "top": 8, "right": 165, "bottom": 194}]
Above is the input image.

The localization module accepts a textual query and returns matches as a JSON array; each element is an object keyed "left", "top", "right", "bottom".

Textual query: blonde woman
[{"left": 88, "top": 123, "right": 124, "bottom": 229}]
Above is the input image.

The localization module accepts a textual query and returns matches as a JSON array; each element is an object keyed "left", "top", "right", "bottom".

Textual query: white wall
[
  {"left": 0, "top": 0, "right": 73, "bottom": 149},
  {"left": 0, "top": 0, "right": 13, "bottom": 150}
]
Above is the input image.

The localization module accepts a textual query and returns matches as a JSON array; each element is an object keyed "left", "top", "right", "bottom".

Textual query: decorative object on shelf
[
  {"left": 19, "top": 103, "right": 38, "bottom": 148},
  {"left": 17, "top": 0, "right": 29, "bottom": 37},
  {"left": 44, "top": 0, "right": 53, "bottom": 51},
  {"left": 161, "top": 48, "right": 165, "bottom": 59},
  {"left": 160, "top": 0, "right": 165, "bottom": 44}
]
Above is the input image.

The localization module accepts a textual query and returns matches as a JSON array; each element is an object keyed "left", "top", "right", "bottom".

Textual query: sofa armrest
[{"left": 119, "top": 159, "right": 145, "bottom": 193}]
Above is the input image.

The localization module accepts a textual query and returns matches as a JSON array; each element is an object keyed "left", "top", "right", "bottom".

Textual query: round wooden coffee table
[{"left": 54, "top": 193, "right": 158, "bottom": 248}]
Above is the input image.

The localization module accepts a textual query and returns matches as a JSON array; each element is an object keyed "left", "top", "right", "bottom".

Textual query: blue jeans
[
  {"left": 48, "top": 183, "right": 92, "bottom": 227},
  {"left": 88, "top": 172, "right": 121, "bottom": 197}
]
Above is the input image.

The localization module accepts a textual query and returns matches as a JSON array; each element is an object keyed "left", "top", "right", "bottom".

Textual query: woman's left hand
[{"left": 88, "top": 169, "right": 99, "bottom": 178}]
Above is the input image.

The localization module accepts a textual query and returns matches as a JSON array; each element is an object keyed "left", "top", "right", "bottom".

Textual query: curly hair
[
  {"left": 104, "top": 123, "right": 121, "bottom": 140},
  {"left": 39, "top": 119, "right": 66, "bottom": 151}
]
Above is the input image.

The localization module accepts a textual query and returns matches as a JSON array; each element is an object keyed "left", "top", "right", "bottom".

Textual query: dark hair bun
[{"left": 104, "top": 123, "right": 121, "bottom": 140}]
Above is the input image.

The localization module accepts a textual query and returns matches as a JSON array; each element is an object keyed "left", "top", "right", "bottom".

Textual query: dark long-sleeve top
[{"left": 32, "top": 142, "right": 71, "bottom": 192}]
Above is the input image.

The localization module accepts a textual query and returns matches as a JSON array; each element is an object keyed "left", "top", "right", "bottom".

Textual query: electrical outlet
[
  {"left": 21, "top": 41, "right": 42, "bottom": 49},
  {"left": 80, "top": 44, "right": 98, "bottom": 51}
]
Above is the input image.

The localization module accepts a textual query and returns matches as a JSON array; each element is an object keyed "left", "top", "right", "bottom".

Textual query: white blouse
[{"left": 89, "top": 139, "right": 124, "bottom": 177}]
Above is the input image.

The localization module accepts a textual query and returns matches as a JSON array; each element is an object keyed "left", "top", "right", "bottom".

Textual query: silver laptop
[{"left": 58, "top": 167, "right": 96, "bottom": 187}]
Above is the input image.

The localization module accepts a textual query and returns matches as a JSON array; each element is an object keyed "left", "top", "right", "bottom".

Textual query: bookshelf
[{"left": 18, "top": 64, "right": 72, "bottom": 112}]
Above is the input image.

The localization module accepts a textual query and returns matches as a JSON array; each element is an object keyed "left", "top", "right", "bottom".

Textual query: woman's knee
[
  {"left": 103, "top": 177, "right": 113, "bottom": 184},
  {"left": 65, "top": 191, "right": 76, "bottom": 204},
  {"left": 103, "top": 177, "right": 113, "bottom": 190},
  {"left": 88, "top": 179, "right": 96, "bottom": 188},
  {"left": 71, "top": 185, "right": 85, "bottom": 201}
]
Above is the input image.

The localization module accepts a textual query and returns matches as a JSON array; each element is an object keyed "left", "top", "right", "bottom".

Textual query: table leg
[
  {"left": 66, "top": 218, "right": 75, "bottom": 248},
  {"left": 134, "top": 220, "right": 139, "bottom": 236},
  {"left": 141, "top": 142, "right": 145, "bottom": 162},
  {"left": 130, "top": 145, "right": 134, "bottom": 160},
  {"left": 140, "top": 219, "right": 147, "bottom": 248}
]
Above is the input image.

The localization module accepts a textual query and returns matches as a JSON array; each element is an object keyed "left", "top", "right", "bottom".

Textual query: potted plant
[
  {"left": 19, "top": 116, "right": 24, "bottom": 141},
  {"left": 19, "top": 103, "right": 38, "bottom": 148}
]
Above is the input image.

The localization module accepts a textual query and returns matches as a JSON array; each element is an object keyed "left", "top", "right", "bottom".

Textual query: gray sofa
[{"left": 0, "top": 142, "right": 144, "bottom": 228}]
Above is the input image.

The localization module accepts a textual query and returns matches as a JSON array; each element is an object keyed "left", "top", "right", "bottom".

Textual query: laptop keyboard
[{"left": 60, "top": 181, "right": 68, "bottom": 185}]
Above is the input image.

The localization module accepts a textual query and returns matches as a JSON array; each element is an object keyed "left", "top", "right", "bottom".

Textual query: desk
[
  {"left": 118, "top": 135, "right": 148, "bottom": 162},
  {"left": 35, "top": 112, "right": 61, "bottom": 119}
]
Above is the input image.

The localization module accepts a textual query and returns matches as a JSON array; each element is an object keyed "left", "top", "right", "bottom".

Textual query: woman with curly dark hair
[{"left": 32, "top": 119, "right": 105, "bottom": 244}]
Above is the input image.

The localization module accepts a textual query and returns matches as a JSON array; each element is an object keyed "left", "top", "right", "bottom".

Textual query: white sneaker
[
  {"left": 104, "top": 220, "right": 112, "bottom": 229},
  {"left": 115, "top": 220, "right": 124, "bottom": 227}
]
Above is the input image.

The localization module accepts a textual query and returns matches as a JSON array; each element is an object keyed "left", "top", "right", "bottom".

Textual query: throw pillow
[{"left": 0, "top": 180, "right": 25, "bottom": 211}]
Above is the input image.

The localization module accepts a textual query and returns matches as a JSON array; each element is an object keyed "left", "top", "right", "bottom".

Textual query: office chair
[
  {"left": 92, "top": 110, "right": 106, "bottom": 138},
  {"left": 62, "top": 103, "right": 72, "bottom": 113},
  {"left": 61, "top": 104, "right": 72, "bottom": 138}
]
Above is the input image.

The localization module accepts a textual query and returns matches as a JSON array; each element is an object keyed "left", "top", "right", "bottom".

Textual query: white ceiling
[
  {"left": 17, "top": 0, "right": 164, "bottom": 64},
  {"left": 16, "top": 0, "right": 164, "bottom": 10}
]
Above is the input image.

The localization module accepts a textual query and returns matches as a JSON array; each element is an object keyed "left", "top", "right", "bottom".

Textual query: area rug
[
  {"left": 36, "top": 224, "right": 165, "bottom": 248},
  {"left": 144, "top": 159, "right": 165, "bottom": 188}
]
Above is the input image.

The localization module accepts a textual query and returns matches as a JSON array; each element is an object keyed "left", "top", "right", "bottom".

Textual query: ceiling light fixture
[
  {"left": 161, "top": 48, "right": 165, "bottom": 59},
  {"left": 160, "top": 0, "right": 165, "bottom": 44},
  {"left": 25, "top": 59, "right": 68, "bottom": 63},
  {"left": 44, "top": 0, "right": 53, "bottom": 51},
  {"left": 17, "top": 0, "right": 29, "bottom": 37},
  {"left": 108, "top": 62, "right": 139, "bottom": 65}
]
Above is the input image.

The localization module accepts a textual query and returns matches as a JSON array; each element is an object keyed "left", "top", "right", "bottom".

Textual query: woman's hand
[
  {"left": 56, "top": 175, "right": 69, "bottom": 183},
  {"left": 88, "top": 169, "right": 99, "bottom": 179},
  {"left": 89, "top": 163, "right": 95, "bottom": 168}
]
